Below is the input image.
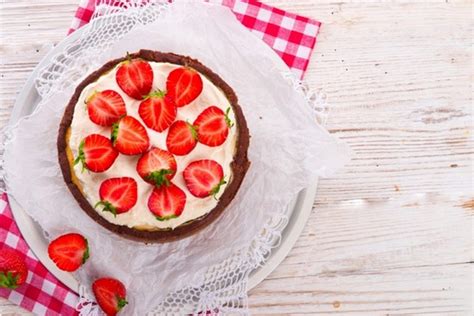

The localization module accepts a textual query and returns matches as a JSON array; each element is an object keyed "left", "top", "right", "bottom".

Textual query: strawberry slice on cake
[
  {"left": 148, "top": 184, "right": 187, "bottom": 221},
  {"left": 166, "top": 67, "right": 203, "bottom": 107},
  {"left": 139, "top": 90, "right": 177, "bottom": 132},
  {"left": 86, "top": 90, "right": 126, "bottom": 127},
  {"left": 194, "top": 106, "right": 233, "bottom": 147},
  {"left": 111, "top": 116, "right": 150, "bottom": 155},
  {"left": 116, "top": 58, "right": 153, "bottom": 100},
  {"left": 183, "top": 159, "right": 226, "bottom": 198},
  {"left": 96, "top": 177, "right": 138, "bottom": 216},
  {"left": 136, "top": 147, "right": 177, "bottom": 186},
  {"left": 166, "top": 120, "right": 198, "bottom": 156},
  {"left": 74, "top": 134, "right": 119, "bottom": 173}
]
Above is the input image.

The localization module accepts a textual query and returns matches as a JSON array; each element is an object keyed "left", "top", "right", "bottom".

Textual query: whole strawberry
[
  {"left": 93, "top": 278, "right": 128, "bottom": 316},
  {"left": 0, "top": 249, "right": 28, "bottom": 289}
]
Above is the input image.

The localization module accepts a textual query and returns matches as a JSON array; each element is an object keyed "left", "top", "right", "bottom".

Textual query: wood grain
[{"left": 0, "top": 0, "right": 472, "bottom": 315}]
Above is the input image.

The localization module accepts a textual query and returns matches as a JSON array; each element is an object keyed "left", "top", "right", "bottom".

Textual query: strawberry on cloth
[{"left": 0, "top": 249, "right": 28, "bottom": 289}]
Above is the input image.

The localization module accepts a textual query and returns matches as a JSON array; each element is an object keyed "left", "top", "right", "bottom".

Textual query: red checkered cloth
[
  {"left": 69, "top": 0, "right": 321, "bottom": 79},
  {"left": 1, "top": 1, "right": 320, "bottom": 315},
  {"left": 0, "top": 194, "right": 79, "bottom": 315}
]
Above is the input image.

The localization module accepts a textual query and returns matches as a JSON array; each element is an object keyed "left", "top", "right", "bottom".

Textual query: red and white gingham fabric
[
  {"left": 69, "top": 0, "right": 321, "bottom": 79},
  {"left": 1, "top": 1, "right": 320, "bottom": 315},
  {"left": 0, "top": 194, "right": 79, "bottom": 315}
]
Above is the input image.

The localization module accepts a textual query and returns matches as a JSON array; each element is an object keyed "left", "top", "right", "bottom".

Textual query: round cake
[{"left": 58, "top": 50, "right": 250, "bottom": 242}]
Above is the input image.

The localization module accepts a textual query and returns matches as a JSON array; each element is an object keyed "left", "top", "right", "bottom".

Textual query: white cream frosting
[{"left": 69, "top": 62, "right": 237, "bottom": 230}]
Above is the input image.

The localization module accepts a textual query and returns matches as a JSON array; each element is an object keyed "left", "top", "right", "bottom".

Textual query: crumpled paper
[{"left": 4, "top": 2, "right": 349, "bottom": 315}]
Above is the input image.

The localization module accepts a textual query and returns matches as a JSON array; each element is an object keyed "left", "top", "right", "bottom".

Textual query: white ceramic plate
[{"left": 6, "top": 24, "right": 318, "bottom": 293}]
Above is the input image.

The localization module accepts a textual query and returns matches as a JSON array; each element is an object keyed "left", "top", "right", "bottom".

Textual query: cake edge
[{"left": 57, "top": 50, "right": 250, "bottom": 243}]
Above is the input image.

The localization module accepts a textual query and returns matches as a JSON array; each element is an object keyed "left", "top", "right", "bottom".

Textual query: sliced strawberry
[
  {"left": 148, "top": 184, "right": 186, "bottom": 221},
  {"left": 111, "top": 116, "right": 150, "bottom": 155},
  {"left": 93, "top": 278, "right": 128, "bottom": 316},
  {"left": 166, "top": 67, "right": 203, "bottom": 107},
  {"left": 47, "top": 233, "right": 89, "bottom": 272},
  {"left": 0, "top": 249, "right": 28, "bottom": 289},
  {"left": 116, "top": 58, "right": 153, "bottom": 100},
  {"left": 183, "top": 159, "right": 226, "bottom": 198},
  {"left": 136, "top": 147, "right": 177, "bottom": 186},
  {"left": 194, "top": 106, "right": 233, "bottom": 147},
  {"left": 138, "top": 90, "right": 177, "bottom": 132},
  {"left": 86, "top": 90, "right": 126, "bottom": 126},
  {"left": 96, "top": 177, "right": 138, "bottom": 216},
  {"left": 166, "top": 120, "right": 197, "bottom": 156},
  {"left": 75, "top": 134, "right": 119, "bottom": 173}
]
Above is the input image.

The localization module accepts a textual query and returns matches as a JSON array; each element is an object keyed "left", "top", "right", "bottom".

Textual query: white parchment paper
[{"left": 4, "top": 2, "right": 349, "bottom": 315}]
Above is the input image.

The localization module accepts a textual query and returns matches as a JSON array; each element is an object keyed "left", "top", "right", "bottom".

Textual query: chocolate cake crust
[{"left": 57, "top": 50, "right": 250, "bottom": 243}]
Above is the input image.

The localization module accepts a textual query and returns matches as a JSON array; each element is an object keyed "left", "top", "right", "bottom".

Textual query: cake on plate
[{"left": 58, "top": 50, "right": 250, "bottom": 242}]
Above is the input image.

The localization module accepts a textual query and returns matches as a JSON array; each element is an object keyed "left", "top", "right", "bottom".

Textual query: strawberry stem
[
  {"left": 186, "top": 122, "right": 198, "bottom": 140},
  {"left": 155, "top": 214, "right": 178, "bottom": 221},
  {"left": 144, "top": 89, "right": 167, "bottom": 99},
  {"left": 225, "top": 107, "right": 234, "bottom": 128},
  {"left": 146, "top": 169, "right": 173, "bottom": 187},
  {"left": 85, "top": 91, "right": 98, "bottom": 105},
  {"left": 117, "top": 297, "right": 128, "bottom": 310},
  {"left": 0, "top": 271, "right": 19, "bottom": 289},
  {"left": 95, "top": 200, "right": 118, "bottom": 217},
  {"left": 111, "top": 122, "right": 120, "bottom": 145},
  {"left": 74, "top": 140, "right": 87, "bottom": 173},
  {"left": 210, "top": 177, "right": 227, "bottom": 200}
]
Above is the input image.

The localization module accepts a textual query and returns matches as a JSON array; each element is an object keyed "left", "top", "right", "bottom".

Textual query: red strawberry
[
  {"left": 96, "top": 177, "right": 138, "bottom": 216},
  {"left": 93, "top": 278, "right": 128, "bottom": 316},
  {"left": 138, "top": 90, "right": 177, "bottom": 132},
  {"left": 116, "top": 58, "right": 153, "bottom": 100},
  {"left": 0, "top": 249, "right": 28, "bottom": 289},
  {"left": 194, "top": 106, "right": 233, "bottom": 147},
  {"left": 75, "top": 134, "right": 119, "bottom": 173},
  {"left": 137, "top": 147, "right": 177, "bottom": 186},
  {"left": 183, "top": 160, "right": 226, "bottom": 198},
  {"left": 86, "top": 90, "right": 126, "bottom": 126},
  {"left": 166, "top": 120, "right": 197, "bottom": 155},
  {"left": 148, "top": 184, "right": 186, "bottom": 221},
  {"left": 111, "top": 116, "right": 150, "bottom": 155},
  {"left": 47, "top": 233, "right": 89, "bottom": 272},
  {"left": 166, "top": 67, "right": 203, "bottom": 107}
]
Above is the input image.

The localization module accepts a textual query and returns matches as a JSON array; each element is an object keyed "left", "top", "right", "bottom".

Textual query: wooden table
[{"left": 1, "top": 1, "right": 472, "bottom": 315}]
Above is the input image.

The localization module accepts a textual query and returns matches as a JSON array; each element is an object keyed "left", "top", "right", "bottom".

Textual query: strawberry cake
[{"left": 58, "top": 50, "right": 250, "bottom": 242}]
